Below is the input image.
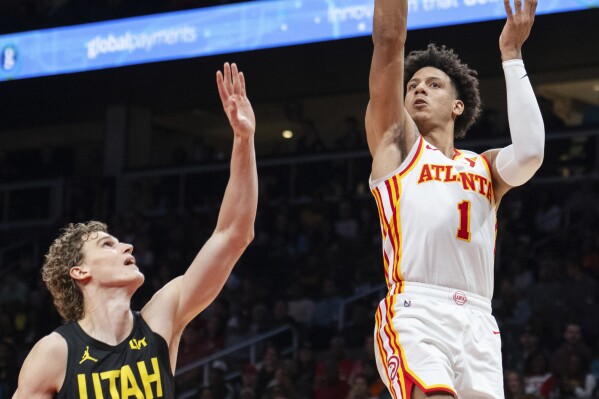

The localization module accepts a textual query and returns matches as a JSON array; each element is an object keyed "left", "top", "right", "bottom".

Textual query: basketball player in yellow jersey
[
  {"left": 12, "top": 62, "right": 257, "bottom": 398},
  {"left": 366, "top": 0, "right": 544, "bottom": 398}
]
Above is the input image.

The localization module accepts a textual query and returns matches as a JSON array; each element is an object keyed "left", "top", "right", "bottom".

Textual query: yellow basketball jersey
[{"left": 369, "top": 136, "right": 497, "bottom": 299}]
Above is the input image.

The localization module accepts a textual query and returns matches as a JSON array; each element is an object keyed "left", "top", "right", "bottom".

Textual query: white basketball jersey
[{"left": 369, "top": 136, "right": 497, "bottom": 299}]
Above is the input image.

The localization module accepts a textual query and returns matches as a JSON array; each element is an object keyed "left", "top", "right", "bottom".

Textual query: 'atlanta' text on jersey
[{"left": 417, "top": 163, "right": 494, "bottom": 204}]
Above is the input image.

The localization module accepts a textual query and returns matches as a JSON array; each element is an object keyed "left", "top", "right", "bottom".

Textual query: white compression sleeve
[{"left": 495, "top": 59, "right": 545, "bottom": 186}]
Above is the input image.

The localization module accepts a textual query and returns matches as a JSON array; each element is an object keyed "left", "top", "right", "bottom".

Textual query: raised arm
[
  {"left": 484, "top": 0, "right": 544, "bottom": 203},
  {"left": 142, "top": 63, "right": 257, "bottom": 354},
  {"left": 366, "top": 0, "right": 418, "bottom": 180}
]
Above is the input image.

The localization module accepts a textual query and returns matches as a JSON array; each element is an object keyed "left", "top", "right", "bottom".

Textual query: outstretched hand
[
  {"left": 499, "top": 0, "right": 537, "bottom": 61},
  {"left": 217, "top": 62, "right": 256, "bottom": 138}
]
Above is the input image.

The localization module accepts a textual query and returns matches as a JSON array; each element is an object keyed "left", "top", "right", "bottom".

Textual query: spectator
[
  {"left": 262, "top": 359, "right": 300, "bottom": 399},
  {"left": 291, "top": 341, "right": 317, "bottom": 399},
  {"left": 296, "top": 120, "right": 326, "bottom": 154},
  {"left": 505, "top": 325, "right": 542, "bottom": 372},
  {"left": 310, "top": 279, "right": 343, "bottom": 348},
  {"left": 551, "top": 322, "right": 593, "bottom": 376},
  {"left": 504, "top": 370, "right": 528, "bottom": 399},
  {"left": 206, "top": 360, "right": 235, "bottom": 399},
  {"left": 523, "top": 350, "right": 552, "bottom": 397},
  {"left": 315, "top": 335, "right": 357, "bottom": 385},
  {"left": 255, "top": 343, "right": 280, "bottom": 399},
  {"left": 233, "top": 364, "right": 258, "bottom": 399},
  {"left": 541, "top": 353, "right": 596, "bottom": 399},
  {"left": 314, "top": 359, "right": 350, "bottom": 399},
  {"left": 348, "top": 336, "right": 387, "bottom": 399},
  {"left": 346, "top": 374, "right": 374, "bottom": 399}
]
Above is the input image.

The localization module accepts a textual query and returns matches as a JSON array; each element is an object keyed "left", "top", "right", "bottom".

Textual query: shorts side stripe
[
  {"left": 376, "top": 298, "right": 406, "bottom": 399},
  {"left": 386, "top": 297, "right": 457, "bottom": 397},
  {"left": 375, "top": 304, "right": 394, "bottom": 397},
  {"left": 382, "top": 296, "right": 408, "bottom": 398},
  {"left": 385, "top": 296, "right": 457, "bottom": 399}
]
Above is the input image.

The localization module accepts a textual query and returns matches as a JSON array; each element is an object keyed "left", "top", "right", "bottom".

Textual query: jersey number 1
[{"left": 457, "top": 200, "right": 471, "bottom": 241}]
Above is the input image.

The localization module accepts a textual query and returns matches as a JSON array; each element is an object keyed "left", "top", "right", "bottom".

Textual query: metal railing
[
  {"left": 337, "top": 283, "right": 386, "bottom": 332},
  {"left": 175, "top": 324, "right": 298, "bottom": 398},
  {"left": 174, "top": 283, "right": 388, "bottom": 398},
  {"left": 1, "top": 127, "right": 598, "bottom": 228},
  {"left": 117, "top": 127, "right": 599, "bottom": 215}
]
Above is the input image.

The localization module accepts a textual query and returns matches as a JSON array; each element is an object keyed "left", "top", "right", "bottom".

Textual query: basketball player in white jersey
[{"left": 366, "top": 0, "right": 544, "bottom": 398}]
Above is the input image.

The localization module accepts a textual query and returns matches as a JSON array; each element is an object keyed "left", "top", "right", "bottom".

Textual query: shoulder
[
  {"left": 481, "top": 148, "right": 511, "bottom": 204},
  {"left": 16, "top": 332, "right": 67, "bottom": 396},
  {"left": 481, "top": 148, "right": 500, "bottom": 164},
  {"left": 141, "top": 277, "right": 185, "bottom": 343},
  {"left": 28, "top": 332, "right": 68, "bottom": 362}
]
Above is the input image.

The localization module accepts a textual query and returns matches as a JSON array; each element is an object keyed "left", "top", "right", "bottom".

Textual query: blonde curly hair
[{"left": 42, "top": 221, "right": 107, "bottom": 322}]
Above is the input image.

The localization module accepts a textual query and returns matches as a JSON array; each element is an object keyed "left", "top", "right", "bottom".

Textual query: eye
[
  {"left": 407, "top": 83, "right": 417, "bottom": 90},
  {"left": 430, "top": 82, "right": 440, "bottom": 88}
]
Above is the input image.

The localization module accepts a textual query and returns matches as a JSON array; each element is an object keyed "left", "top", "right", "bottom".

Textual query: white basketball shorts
[{"left": 374, "top": 282, "right": 504, "bottom": 399}]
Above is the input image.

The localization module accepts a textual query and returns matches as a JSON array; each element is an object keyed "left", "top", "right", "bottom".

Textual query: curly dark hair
[
  {"left": 404, "top": 44, "right": 481, "bottom": 139},
  {"left": 42, "top": 221, "right": 107, "bottom": 322}
]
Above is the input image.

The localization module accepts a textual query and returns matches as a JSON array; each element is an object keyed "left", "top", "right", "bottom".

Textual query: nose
[
  {"left": 122, "top": 243, "right": 134, "bottom": 254},
  {"left": 414, "top": 82, "right": 427, "bottom": 95}
]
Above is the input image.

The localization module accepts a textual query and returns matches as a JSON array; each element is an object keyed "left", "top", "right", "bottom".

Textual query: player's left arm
[
  {"left": 142, "top": 63, "right": 257, "bottom": 348},
  {"left": 483, "top": 0, "right": 544, "bottom": 204}
]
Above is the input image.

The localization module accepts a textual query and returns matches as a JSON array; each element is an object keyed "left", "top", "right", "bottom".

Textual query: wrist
[{"left": 500, "top": 48, "right": 522, "bottom": 62}]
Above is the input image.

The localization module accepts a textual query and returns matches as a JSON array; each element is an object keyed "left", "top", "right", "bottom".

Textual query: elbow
[
  {"left": 244, "top": 229, "right": 255, "bottom": 248},
  {"left": 373, "top": 29, "right": 406, "bottom": 48},
  {"left": 530, "top": 153, "right": 544, "bottom": 170},
  {"left": 372, "top": 15, "right": 407, "bottom": 47},
  {"left": 518, "top": 152, "right": 544, "bottom": 181},
  {"left": 518, "top": 151, "right": 544, "bottom": 176},
  {"left": 231, "top": 227, "right": 255, "bottom": 252},
  {"left": 520, "top": 143, "right": 545, "bottom": 171}
]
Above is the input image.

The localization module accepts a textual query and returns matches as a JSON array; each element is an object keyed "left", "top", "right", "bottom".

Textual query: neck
[
  {"left": 422, "top": 128, "right": 455, "bottom": 158},
  {"left": 79, "top": 289, "right": 134, "bottom": 345}
]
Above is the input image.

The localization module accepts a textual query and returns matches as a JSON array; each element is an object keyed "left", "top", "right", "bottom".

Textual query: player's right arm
[
  {"left": 12, "top": 333, "right": 67, "bottom": 399},
  {"left": 366, "top": 0, "right": 418, "bottom": 180}
]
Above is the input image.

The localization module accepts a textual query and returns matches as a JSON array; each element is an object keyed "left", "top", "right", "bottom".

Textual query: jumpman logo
[{"left": 79, "top": 346, "right": 98, "bottom": 364}]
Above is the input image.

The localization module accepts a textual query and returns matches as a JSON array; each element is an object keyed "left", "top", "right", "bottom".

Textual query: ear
[
  {"left": 452, "top": 99, "right": 464, "bottom": 117},
  {"left": 70, "top": 265, "right": 90, "bottom": 282}
]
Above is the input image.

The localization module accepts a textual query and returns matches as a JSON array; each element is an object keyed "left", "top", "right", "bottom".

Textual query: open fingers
[
  {"left": 231, "top": 63, "right": 241, "bottom": 96},
  {"left": 216, "top": 69, "right": 228, "bottom": 106},
  {"left": 524, "top": 0, "right": 537, "bottom": 19},
  {"left": 513, "top": 0, "right": 522, "bottom": 15},
  {"left": 503, "top": 0, "right": 514, "bottom": 19},
  {"left": 223, "top": 62, "right": 233, "bottom": 97},
  {"left": 239, "top": 72, "right": 247, "bottom": 98}
]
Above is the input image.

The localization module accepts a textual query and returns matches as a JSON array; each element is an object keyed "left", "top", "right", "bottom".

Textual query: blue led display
[{"left": 0, "top": 0, "right": 595, "bottom": 81}]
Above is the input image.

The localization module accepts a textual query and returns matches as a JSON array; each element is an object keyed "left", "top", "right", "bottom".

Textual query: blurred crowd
[
  {"left": 0, "top": 141, "right": 598, "bottom": 398},
  {"left": 1, "top": 1, "right": 598, "bottom": 398}
]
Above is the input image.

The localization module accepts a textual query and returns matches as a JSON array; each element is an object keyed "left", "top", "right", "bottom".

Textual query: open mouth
[{"left": 124, "top": 256, "right": 136, "bottom": 266}]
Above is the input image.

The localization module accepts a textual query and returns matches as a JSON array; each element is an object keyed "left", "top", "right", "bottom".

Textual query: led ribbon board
[{"left": 1, "top": 0, "right": 596, "bottom": 81}]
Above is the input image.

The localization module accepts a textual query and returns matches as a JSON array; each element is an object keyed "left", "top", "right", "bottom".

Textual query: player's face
[
  {"left": 78, "top": 231, "right": 144, "bottom": 289},
  {"left": 405, "top": 67, "right": 463, "bottom": 133}
]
